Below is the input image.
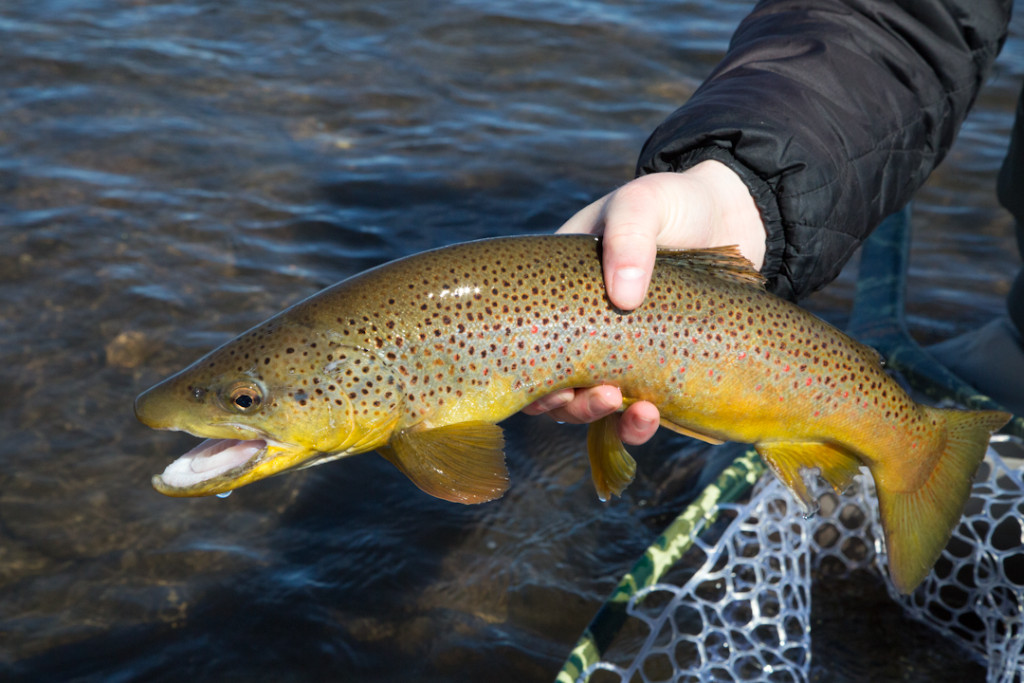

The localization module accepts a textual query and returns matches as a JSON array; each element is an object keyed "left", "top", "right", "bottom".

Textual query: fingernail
[
  {"left": 613, "top": 267, "right": 646, "bottom": 310},
  {"left": 636, "top": 412, "right": 657, "bottom": 428}
]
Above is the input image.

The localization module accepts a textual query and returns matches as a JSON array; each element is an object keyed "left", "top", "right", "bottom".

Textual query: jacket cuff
[{"left": 636, "top": 144, "right": 791, "bottom": 298}]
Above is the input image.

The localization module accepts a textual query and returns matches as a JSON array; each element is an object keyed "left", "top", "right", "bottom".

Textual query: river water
[{"left": 2, "top": 2, "right": 1022, "bottom": 681}]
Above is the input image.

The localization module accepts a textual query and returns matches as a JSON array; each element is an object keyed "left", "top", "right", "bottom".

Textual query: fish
[{"left": 134, "top": 234, "right": 1010, "bottom": 593}]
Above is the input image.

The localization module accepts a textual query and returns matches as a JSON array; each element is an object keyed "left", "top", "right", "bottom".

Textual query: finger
[
  {"left": 599, "top": 183, "right": 663, "bottom": 310},
  {"left": 556, "top": 193, "right": 611, "bottom": 235},
  {"left": 618, "top": 401, "right": 660, "bottom": 445},
  {"left": 544, "top": 385, "right": 622, "bottom": 424},
  {"left": 521, "top": 388, "right": 575, "bottom": 415}
]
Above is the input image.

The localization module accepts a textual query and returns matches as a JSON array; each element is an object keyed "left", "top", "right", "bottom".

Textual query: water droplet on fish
[
  {"left": 216, "top": 491, "right": 232, "bottom": 499},
  {"left": 801, "top": 500, "right": 820, "bottom": 520}
]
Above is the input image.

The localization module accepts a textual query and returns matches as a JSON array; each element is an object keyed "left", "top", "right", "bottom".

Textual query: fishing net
[{"left": 558, "top": 443, "right": 1024, "bottom": 683}]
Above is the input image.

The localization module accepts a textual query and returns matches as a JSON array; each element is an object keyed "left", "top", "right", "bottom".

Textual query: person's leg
[
  {"left": 928, "top": 316, "right": 1024, "bottom": 414},
  {"left": 998, "top": 85, "right": 1024, "bottom": 338},
  {"left": 927, "top": 86, "right": 1024, "bottom": 416},
  {"left": 1008, "top": 268, "right": 1024, "bottom": 338}
]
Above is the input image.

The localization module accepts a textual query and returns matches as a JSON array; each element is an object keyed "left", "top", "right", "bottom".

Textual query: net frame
[{"left": 560, "top": 446, "right": 1024, "bottom": 682}]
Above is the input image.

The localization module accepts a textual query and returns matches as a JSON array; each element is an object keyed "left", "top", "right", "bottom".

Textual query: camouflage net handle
[{"left": 555, "top": 449, "right": 766, "bottom": 683}]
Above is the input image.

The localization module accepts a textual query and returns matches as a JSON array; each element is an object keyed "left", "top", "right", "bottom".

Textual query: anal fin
[
  {"left": 586, "top": 414, "right": 637, "bottom": 501},
  {"left": 755, "top": 441, "right": 862, "bottom": 510},
  {"left": 378, "top": 421, "right": 508, "bottom": 504}
]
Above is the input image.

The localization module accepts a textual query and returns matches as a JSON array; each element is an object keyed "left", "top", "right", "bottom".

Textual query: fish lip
[
  {"left": 150, "top": 424, "right": 308, "bottom": 497},
  {"left": 151, "top": 437, "right": 272, "bottom": 497}
]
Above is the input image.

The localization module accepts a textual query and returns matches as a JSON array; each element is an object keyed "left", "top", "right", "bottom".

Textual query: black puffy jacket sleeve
[{"left": 637, "top": 0, "right": 1012, "bottom": 300}]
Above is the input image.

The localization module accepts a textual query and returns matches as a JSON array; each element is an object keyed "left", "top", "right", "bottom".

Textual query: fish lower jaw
[{"left": 152, "top": 437, "right": 270, "bottom": 497}]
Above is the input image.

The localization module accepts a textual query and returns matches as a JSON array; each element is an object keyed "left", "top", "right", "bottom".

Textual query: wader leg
[{"left": 997, "top": 85, "right": 1024, "bottom": 336}]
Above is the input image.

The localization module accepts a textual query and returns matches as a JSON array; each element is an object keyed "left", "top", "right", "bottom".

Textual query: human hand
[{"left": 523, "top": 161, "right": 765, "bottom": 445}]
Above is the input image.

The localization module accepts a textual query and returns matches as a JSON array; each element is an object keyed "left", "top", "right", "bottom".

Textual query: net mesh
[{"left": 576, "top": 445, "right": 1024, "bottom": 683}]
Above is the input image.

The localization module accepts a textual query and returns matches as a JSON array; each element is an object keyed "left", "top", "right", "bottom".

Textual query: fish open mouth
[{"left": 153, "top": 438, "right": 267, "bottom": 495}]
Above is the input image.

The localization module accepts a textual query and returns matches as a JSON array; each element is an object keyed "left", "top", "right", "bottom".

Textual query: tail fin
[{"left": 876, "top": 407, "right": 1010, "bottom": 593}]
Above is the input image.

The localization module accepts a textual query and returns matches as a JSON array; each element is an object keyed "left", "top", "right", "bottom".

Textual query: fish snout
[{"left": 134, "top": 381, "right": 186, "bottom": 430}]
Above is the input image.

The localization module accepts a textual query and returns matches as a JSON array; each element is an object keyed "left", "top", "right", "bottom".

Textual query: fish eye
[{"left": 224, "top": 382, "right": 263, "bottom": 413}]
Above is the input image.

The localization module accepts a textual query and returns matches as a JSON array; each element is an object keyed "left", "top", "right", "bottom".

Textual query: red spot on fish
[
  {"left": 708, "top": 369, "right": 714, "bottom": 377},
  {"left": 814, "top": 410, "right": 820, "bottom": 417},
  {"left": 529, "top": 358, "right": 536, "bottom": 367},
  {"left": 783, "top": 364, "right": 790, "bottom": 372},
  {"left": 589, "top": 330, "right": 596, "bottom": 336},
  {"left": 678, "top": 367, "right": 686, "bottom": 373},
  {"left": 806, "top": 378, "right": 813, "bottom": 386},
  {"left": 842, "top": 390, "right": 849, "bottom": 398},
  {"left": 738, "top": 352, "right": 746, "bottom": 360},
  {"left": 755, "top": 384, "right": 762, "bottom": 391},
  {"left": 531, "top": 325, "right": 538, "bottom": 334}
]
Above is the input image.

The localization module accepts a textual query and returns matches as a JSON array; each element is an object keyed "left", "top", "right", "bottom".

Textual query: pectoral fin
[
  {"left": 378, "top": 421, "right": 508, "bottom": 504},
  {"left": 586, "top": 414, "right": 637, "bottom": 501},
  {"left": 755, "top": 441, "right": 863, "bottom": 510}
]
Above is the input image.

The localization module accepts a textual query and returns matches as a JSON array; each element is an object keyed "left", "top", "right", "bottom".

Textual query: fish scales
[
  {"left": 307, "top": 236, "right": 917, "bottom": 463},
  {"left": 135, "top": 234, "right": 1010, "bottom": 593}
]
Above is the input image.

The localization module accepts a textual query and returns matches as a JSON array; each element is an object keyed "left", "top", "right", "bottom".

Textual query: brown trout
[{"left": 135, "top": 235, "right": 1009, "bottom": 593}]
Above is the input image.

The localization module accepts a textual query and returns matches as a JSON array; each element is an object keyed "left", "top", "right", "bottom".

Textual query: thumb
[{"left": 598, "top": 182, "right": 664, "bottom": 310}]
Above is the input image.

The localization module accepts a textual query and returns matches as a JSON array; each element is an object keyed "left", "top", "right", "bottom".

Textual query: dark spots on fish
[{"left": 163, "top": 238, "right": 883, "bottom": 441}]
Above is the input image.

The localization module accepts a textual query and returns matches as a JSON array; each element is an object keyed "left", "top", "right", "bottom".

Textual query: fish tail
[{"left": 876, "top": 406, "right": 1010, "bottom": 594}]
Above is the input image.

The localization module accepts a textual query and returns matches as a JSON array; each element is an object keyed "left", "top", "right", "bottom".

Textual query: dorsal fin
[{"left": 655, "top": 245, "right": 766, "bottom": 288}]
